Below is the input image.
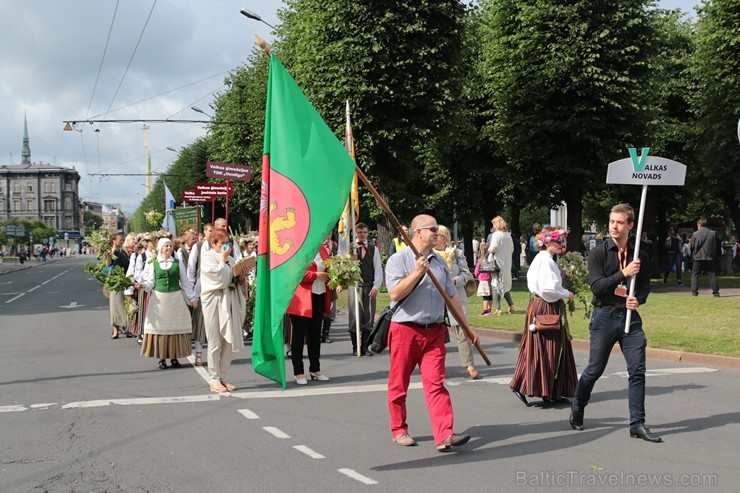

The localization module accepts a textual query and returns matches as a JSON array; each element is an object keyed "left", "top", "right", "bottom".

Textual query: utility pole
[{"left": 142, "top": 124, "right": 152, "bottom": 196}]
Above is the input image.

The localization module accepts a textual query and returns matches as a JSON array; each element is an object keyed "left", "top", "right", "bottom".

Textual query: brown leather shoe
[
  {"left": 437, "top": 433, "right": 471, "bottom": 451},
  {"left": 210, "top": 381, "right": 228, "bottom": 393},
  {"left": 392, "top": 433, "right": 417, "bottom": 446},
  {"left": 220, "top": 379, "right": 236, "bottom": 392}
]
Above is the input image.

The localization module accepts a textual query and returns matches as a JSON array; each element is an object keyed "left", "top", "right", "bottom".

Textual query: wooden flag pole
[
  {"left": 255, "top": 34, "right": 270, "bottom": 55},
  {"left": 354, "top": 166, "right": 491, "bottom": 365}
]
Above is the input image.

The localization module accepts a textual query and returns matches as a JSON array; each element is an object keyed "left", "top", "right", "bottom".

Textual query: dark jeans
[
  {"left": 664, "top": 252, "right": 682, "bottom": 282},
  {"left": 691, "top": 260, "right": 719, "bottom": 296},
  {"left": 573, "top": 307, "right": 647, "bottom": 427},
  {"left": 289, "top": 293, "right": 324, "bottom": 375}
]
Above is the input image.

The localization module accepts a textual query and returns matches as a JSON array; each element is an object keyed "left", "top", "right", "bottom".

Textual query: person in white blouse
[
  {"left": 200, "top": 229, "right": 246, "bottom": 393},
  {"left": 509, "top": 226, "right": 577, "bottom": 406},
  {"left": 138, "top": 238, "right": 198, "bottom": 370}
]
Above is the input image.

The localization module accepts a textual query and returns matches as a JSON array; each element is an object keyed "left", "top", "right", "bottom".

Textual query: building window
[
  {"left": 26, "top": 199, "right": 34, "bottom": 212},
  {"left": 27, "top": 182, "right": 34, "bottom": 193},
  {"left": 13, "top": 183, "right": 20, "bottom": 194},
  {"left": 44, "top": 200, "right": 56, "bottom": 211},
  {"left": 45, "top": 217, "right": 55, "bottom": 227},
  {"left": 64, "top": 197, "right": 72, "bottom": 210},
  {"left": 13, "top": 199, "right": 21, "bottom": 211},
  {"left": 0, "top": 199, "right": 4, "bottom": 211},
  {"left": 65, "top": 183, "right": 73, "bottom": 191},
  {"left": 65, "top": 217, "right": 73, "bottom": 229}
]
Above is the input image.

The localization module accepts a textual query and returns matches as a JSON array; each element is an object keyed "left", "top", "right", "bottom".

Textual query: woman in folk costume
[
  {"left": 487, "top": 216, "right": 515, "bottom": 316},
  {"left": 433, "top": 225, "right": 479, "bottom": 379},
  {"left": 200, "top": 229, "right": 246, "bottom": 393},
  {"left": 509, "top": 226, "right": 577, "bottom": 405},
  {"left": 139, "top": 237, "right": 198, "bottom": 369},
  {"left": 287, "top": 238, "right": 334, "bottom": 385},
  {"left": 124, "top": 234, "right": 149, "bottom": 340}
]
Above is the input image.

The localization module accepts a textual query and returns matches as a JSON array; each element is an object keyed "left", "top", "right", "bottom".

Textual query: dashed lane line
[
  {"left": 338, "top": 468, "right": 378, "bottom": 485},
  {"left": 293, "top": 445, "right": 326, "bottom": 459},
  {"left": 237, "top": 409, "right": 260, "bottom": 420},
  {"left": 6, "top": 293, "right": 25, "bottom": 303},
  {"left": 263, "top": 426, "right": 290, "bottom": 439}
]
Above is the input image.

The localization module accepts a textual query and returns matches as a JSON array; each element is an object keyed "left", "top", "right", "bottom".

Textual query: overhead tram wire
[
  {"left": 98, "top": 0, "right": 158, "bottom": 128},
  {"left": 85, "top": 0, "right": 120, "bottom": 119},
  {"left": 90, "top": 71, "right": 230, "bottom": 120}
]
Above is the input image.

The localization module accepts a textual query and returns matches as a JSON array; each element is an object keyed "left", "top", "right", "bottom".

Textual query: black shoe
[
  {"left": 512, "top": 389, "right": 529, "bottom": 406},
  {"left": 322, "top": 336, "right": 333, "bottom": 343},
  {"left": 362, "top": 350, "right": 373, "bottom": 357},
  {"left": 170, "top": 359, "right": 182, "bottom": 368},
  {"left": 713, "top": 293, "right": 720, "bottom": 297},
  {"left": 630, "top": 424, "right": 663, "bottom": 443},
  {"left": 569, "top": 406, "right": 584, "bottom": 430},
  {"left": 158, "top": 360, "right": 168, "bottom": 370}
]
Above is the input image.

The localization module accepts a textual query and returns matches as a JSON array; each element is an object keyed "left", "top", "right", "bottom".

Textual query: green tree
[
  {"left": 690, "top": 0, "right": 739, "bottom": 234},
  {"left": 83, "top": 210, "right": 104, "bottom": 231},
  {"left": 275, "top": 0, "right": 469, "bottom": 244},
  {"left": 479, "top": 0, "right": 657, "bottom": 251},
  {"left": 208, "top": 51, "right": 270, "bottom": 231}
]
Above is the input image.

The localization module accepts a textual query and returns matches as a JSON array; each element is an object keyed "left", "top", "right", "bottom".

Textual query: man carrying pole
[{"left": 385, "top": 214, "right": 476, "bottom": 451}]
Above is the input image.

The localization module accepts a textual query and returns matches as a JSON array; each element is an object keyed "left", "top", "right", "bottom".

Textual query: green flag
[{"left": 252, "top": 56, "right": 356, "bottom": 388}]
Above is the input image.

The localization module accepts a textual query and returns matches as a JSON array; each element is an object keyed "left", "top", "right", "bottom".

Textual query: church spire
[{"left": 21, "top": 110, "right": 31, "bottom": 164}]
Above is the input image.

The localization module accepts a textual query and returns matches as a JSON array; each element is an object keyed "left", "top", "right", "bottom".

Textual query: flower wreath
[{"left": 537, "top": 228, "right": 568, "bottom": 247}]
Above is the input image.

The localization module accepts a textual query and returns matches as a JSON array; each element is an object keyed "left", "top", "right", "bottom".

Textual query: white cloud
[{"left": 0, "top": 0, "right": 282, "bottom": 212}]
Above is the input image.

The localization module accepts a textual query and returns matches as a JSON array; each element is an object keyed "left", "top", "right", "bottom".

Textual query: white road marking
[
  {"left": 238, "top": 409, "right": 260, "bottom": 420},
  {"left": 30, "top": 403, "right": 57, "bottom": 409},
  {"left": 62, "top": 395, "right": 222, "bottom": 409},
  {"left": 4, "top": 367, "right": 721, "bottom": 413},
  {"left": 0, "top": 405, "right": 27, "bottom": 413},
  {"left": 338, "top": 468, "right": 378, "bottom": 485},
  {"left": 613, "top": 367, "right": 719, "bottom": 378},
  {"left": 263, "top": 426, "right": 290, "bottom": 439},
  {"left": 6, "top": 293, "right": 25, "bottom": 303},
  {"left": 59, "top": 302, "right": 84, "bottom": 309},
  {"left": 185, "top": 354, "right": 211, "bottom": 384},
  {"left": 27, "top": 285, "right": 40, "bottom": 292},
  {"left": 293, "top": 445, "right": 325, "bottom": 459},
  {"left": 42, "top": 280, "right": 51, "bottom": 285}
]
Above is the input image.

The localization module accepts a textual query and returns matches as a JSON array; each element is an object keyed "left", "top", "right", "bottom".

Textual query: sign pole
[
  {"left": 624, "top": 184, "right": 648, "bottom": 333},
  {"left": 211, "top": 199, "right": 215, "bottom": 224},
  {"left": 225, "top": 180, "right": 230, "bottom": 226}
]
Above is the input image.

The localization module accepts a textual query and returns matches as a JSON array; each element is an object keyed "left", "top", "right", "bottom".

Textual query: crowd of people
[
  {"left": 105, "top": 220, "right": 256, "bottom": 393},
  {"left": 96, "top": 205, "right": 738, "bottom": 450}
]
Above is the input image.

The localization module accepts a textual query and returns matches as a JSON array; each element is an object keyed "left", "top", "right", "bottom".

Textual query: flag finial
[{"left": 255, "top": 34, "right": 271, "bottom": 55}]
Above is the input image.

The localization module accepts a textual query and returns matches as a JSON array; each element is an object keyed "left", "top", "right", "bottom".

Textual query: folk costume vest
[{"left": 153, "top": 259, "right": 181, "bottom": 293}]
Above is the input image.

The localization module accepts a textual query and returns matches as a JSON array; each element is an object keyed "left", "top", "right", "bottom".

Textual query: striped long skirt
[
  {"left": 509, "top": 297, "right": 577, "bottom": 400},
  {"left": 190, "top": 300, "right": 207, "bottom": 344},
  {"left": 127, "top": 289, "right": 150, "bottom": 335}
]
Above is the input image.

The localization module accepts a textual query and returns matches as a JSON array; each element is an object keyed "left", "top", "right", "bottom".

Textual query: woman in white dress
[
  {"left": 200, "top": 229, "right": 246, "bottom": 393},
  {"left": 487, "top": 216, "right": 515, "bottom": 315},
  {"left": 139, "top": 238, "right": 197, "bottom": 369}
]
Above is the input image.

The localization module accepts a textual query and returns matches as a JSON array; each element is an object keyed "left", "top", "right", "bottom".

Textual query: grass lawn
[{"left": 337, "top": 275, "right": 739, "bottom": 358}]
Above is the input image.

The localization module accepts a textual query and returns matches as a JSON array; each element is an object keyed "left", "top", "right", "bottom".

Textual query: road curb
[{"left": 478, "top": 327, "right": 740, "bottom": 370}]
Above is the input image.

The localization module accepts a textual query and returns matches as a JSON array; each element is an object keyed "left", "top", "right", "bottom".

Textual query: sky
[{"left": 0, "top": 0, "right": 698, "bottom": 214}]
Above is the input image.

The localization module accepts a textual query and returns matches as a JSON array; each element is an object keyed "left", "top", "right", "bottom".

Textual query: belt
[
  {"left": 594, "top": 304, "right": 627, "bottom": 313},
  {"left": 400, "top": 321, "right": 443, "bottom": 330}
]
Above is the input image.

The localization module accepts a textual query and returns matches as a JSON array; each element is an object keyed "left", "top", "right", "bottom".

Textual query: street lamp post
[{"left": 240, "top": 8, "right": 276, "bottom": 30}]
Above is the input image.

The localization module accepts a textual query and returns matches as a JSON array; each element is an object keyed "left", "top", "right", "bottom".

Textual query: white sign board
[{"left": 606, "top": 148, "right": 686, "bottom": 186}]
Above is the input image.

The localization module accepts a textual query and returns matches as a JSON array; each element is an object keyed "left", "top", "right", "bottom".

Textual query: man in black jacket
[
  {"left": 690, "top": 217, "right": 720, "bottom": 297},
  {"left": 570, "top": 203, "right": 662, "bottom": 443}
]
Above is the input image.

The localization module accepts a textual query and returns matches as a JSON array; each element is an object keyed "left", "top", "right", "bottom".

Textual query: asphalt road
[{"left": 1, "top": 256, "right": 738, "bottom": 492}]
